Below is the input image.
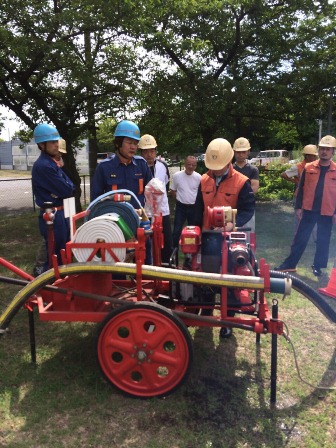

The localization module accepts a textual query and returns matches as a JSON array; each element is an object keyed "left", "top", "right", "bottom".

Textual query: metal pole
[
  {"left": 28, "top": 308, "right": 36, "bottom": 363},
  {"left": 83, "top": 175, "right": 87, "bottom": 206},
  {"left": 270, "top": 299, "right": 279, "bottom": 404},
  {"left": 327, "top": 90, "right": 334, "bottom": 135},
  {"left": 317, "top": 119, "right": 322, "bottom": 142}
]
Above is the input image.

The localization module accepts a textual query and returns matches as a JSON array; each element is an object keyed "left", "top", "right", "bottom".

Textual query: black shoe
[
  {"left": 32, "top": 265, "right": 45, "bottom": 277},
  {"left": 220, "top": 327, "right": 232, "bottom": 339},
  {"left": 201, "top": 308, "right": 213, "bottom": 316},
  {"left": 311, "top": 265, "right": 322, "bottom": 277},
  {"left": 274, "top": 265, "right": 297, "bottom": 273}
]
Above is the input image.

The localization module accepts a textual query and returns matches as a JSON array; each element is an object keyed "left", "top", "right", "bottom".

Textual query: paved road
[
  {"left": 0, "top": 177, "right": 91, "bottom": 213},
  {"left": 0, "top": 177, "right": 35, "bottom": 212},
  {"left": 0, "top": 167, "right": 181, "bottom": 213}
]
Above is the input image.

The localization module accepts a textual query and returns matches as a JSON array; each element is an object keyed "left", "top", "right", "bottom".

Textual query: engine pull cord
[{"left": 279, "top": 319, "right": 336, "bottom": 391}]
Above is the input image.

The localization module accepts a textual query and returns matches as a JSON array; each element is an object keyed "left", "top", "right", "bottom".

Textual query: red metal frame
[
  {"left": 1, "top": 208, "right": 282, "bottom": 337},
  {"left": 43, "top": 215, "right": 279, "bottom": 336},
  {"left": 0, "top": 205, "right": 286, "bottom": 401}
]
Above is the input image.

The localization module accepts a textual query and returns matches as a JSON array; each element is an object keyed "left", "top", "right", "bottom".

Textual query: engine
[{"left": 176, "top": 223, "right": 256, "bottom": 311}]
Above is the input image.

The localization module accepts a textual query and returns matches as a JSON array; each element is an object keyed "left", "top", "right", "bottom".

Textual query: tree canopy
[
  {"left": 0, "top": 0, "right": 335, "bottom": 174},
  {"left": 135, "top": 0, "right": 336, "bottom": 153}
]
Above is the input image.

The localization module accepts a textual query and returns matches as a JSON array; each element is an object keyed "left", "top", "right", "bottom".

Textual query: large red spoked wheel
[{"left": 97, "top": 302, "right": 193, "bottom": 397}]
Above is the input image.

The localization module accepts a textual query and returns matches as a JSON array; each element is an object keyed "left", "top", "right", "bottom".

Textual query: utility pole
[
  {"left": 316, "top": 119, "right": 322, "bottom": 142},
  {"left": 327, "top": 89, "right": 334, "bottom": 134}
]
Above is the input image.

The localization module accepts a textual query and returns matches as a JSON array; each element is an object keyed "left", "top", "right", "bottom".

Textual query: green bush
[
  {"left": 257, "top": 165, "right": 295, "bottom": 201},
  {"left": 196, "top": 160, "right": 207, "bottom": 174},
  {"left": 196, "top": 161, "right": 295, "bottom": 201}
]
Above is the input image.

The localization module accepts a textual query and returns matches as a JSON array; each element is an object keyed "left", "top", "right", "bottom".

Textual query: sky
[{"left": 0, "top": 106, "right": 22, "bottom": 140}]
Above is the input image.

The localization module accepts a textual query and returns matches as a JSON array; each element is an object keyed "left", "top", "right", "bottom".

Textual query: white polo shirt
[{"left": 171, "top": 170, "right": 201, "bottom": 204}]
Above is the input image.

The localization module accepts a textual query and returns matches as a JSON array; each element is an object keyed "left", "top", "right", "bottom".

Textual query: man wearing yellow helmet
[
  {"left": 281, "top": 144, "right": 318, "bottom": 196},
  {"left": 276, "top": 135, "right": 336, "bottom": 276},
  {"left": 232, "top": 137, "right": 259, "bottom": 194},
  {"left": 281, "top": 144, "right": 318, "bottom": 239},
  {"left": 193, "top": 138, "right": 255, "bottom": 321},
  {"left": 138, "top": 134, "right": 173, "bottom": 264},
  {"left": 194, "top": 138, "right": 255, "bottom": 231}
]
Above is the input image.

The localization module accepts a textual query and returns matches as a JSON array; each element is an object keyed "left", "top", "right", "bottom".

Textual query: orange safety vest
[
  {"left": 297, "top": 161, "right": 306, "bottom": 177},
  {"left": 302, "top": 160, "right": 336, "bottom": 216},
  {"left": 201, "top": 164, "right": 248, "bottom": 228},
  {"left": 293, "top": 160, "right": 306, "bottom": 197}
]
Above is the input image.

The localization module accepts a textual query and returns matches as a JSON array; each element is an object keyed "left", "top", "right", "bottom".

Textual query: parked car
[
  {"left": 97, "top": 152, "right": 113, "bottom": 163},
  {"left": 157, "top": 156, "right": 172, "bottom": 166},
  {"left": 250, "top": 149, "right": 289, "bottom": 167}
]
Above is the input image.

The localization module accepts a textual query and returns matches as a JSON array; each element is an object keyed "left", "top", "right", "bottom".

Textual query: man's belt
[
  {"left": 176, "top": 200, "right": 195, "bottom": 207},
  {"left": 40, "top": 205, "right": 64, "bottom": 211}
]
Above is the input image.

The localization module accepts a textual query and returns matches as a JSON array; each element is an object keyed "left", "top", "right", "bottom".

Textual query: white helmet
[
  {"left": 205, "top": 138, "right": 234, "bottom": 170},
  {"left": 302, "top": 144, "right": 317, "bottom": 155},
  {"left": 319, "top": 135, "right": 336, "bottom": 148},
  {"left": 138, "top": 134, "right": 157, "bottom": 150},
  {"left": 233, "top": 137, "right": 251, "bottom": 151},
  {"left": 58, "top": 139, "right": 67, "bottom": 153}
]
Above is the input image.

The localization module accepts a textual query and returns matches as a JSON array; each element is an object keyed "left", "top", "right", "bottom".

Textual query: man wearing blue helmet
[
  {"left": 91, "top": 120, "right": 152, "bottom": 209},
  {"left": 32, "top": 123, "right": 75, "bottom": 273}
]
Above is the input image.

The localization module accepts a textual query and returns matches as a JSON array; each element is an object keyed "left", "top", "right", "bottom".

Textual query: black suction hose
[{"left": 270, "top": 270, "right": 336, "bottom": 323}]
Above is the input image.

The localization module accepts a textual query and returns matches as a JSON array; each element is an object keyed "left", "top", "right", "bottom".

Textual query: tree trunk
[
  {"left": 84, "top": 29, "right": 98, "bottom": 198},
  {"left": 62, "top": 141, "right": 82, "bottom": 212}
]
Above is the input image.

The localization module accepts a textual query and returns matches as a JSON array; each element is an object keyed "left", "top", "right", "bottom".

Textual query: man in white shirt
[
  {"left": 139, "top": 134, "right": 173, "bottom": 264},
  {"left": 171, "top": 156, "right": 201, "bottom": 248}
]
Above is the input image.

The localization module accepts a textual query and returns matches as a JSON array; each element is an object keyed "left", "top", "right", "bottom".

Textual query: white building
[{"left": 0, "top": 138, "right": 89, "bottom": 174}]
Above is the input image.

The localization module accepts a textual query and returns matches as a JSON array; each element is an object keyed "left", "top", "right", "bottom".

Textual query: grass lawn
[
  {"left": 0, "top": 202, "right": 335, "bottom": 448},
  {"left": 0, "top": 170, "right": 31, "bottom": 178}
]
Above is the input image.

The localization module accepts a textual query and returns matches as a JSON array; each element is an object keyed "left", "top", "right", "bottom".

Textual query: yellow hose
[{"left": 0, "top": 262, "right": 283, "bottom": 331}]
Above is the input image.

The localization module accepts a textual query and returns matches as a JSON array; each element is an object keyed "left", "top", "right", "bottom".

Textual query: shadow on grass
[
  {"left": 2, "top": 316, "right": 334, "bottom": 448},
  {"left": 1, "top": 201, "right": 335, "bottom": 447}
]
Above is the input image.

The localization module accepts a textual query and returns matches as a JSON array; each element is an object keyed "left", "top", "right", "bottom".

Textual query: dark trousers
[
  {"left": 172, "top": 201, "right": 198, "bottom": 248},
  {"left": 38, "top": 210, "right": 70, "bottom": 271},
  {"left": 282, "top": 210, "right": 333, "bottom": 269}
]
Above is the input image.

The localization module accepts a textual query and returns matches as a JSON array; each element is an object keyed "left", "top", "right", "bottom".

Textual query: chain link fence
[
  {"left": 0, "top": 175, "right": 91, "bottom": 215},
  {"left": 0, "top": 167, "right": 290, "bottom": 215},
  {"left": 0, "top": 167, "right": 181, "bottom": 215}
]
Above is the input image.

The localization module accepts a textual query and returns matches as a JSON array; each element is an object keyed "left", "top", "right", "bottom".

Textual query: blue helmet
[
  {"left": 34, "top": 123, "right": 61, "bottom": 144},
  {"left": 114, "top": 120, "right": 140, "bottom": 141}
]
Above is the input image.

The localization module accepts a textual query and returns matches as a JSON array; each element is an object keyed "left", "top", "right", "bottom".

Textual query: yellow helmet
[
  {"left": 233, "top": 137, "right": 251, "bottom": 151},
  {"left": 319, "top": 135, "right": 336, "bottom": 148},
  {"left": 58, "top": 139, "right": 67, "bottom": 153},
  {"left": 302, "top": 144, "right": 317, "bottom": 155},
  {"left": 138, "top": 134, "right": 157, "bottom": 150},
  {"left": 205, "top": 138, "right": 234, "bottom": 170}
]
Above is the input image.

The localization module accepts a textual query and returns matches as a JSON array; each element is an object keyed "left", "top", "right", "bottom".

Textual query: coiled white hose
[{"left": 72, "top": 215, "right": 126, "bottom": 263}]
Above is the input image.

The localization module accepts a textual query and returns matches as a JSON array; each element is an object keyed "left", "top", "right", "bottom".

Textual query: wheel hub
[{"left": 136, "top": 349, "right": 147, "bottom": 362}]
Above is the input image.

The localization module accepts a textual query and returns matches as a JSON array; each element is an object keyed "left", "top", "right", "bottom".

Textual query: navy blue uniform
[
  {"left": 91, "top": 154, "right": 153, "bottom": 208},
  {"left": 32, "top": 152, "right": 75, "bottom": 269}
]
